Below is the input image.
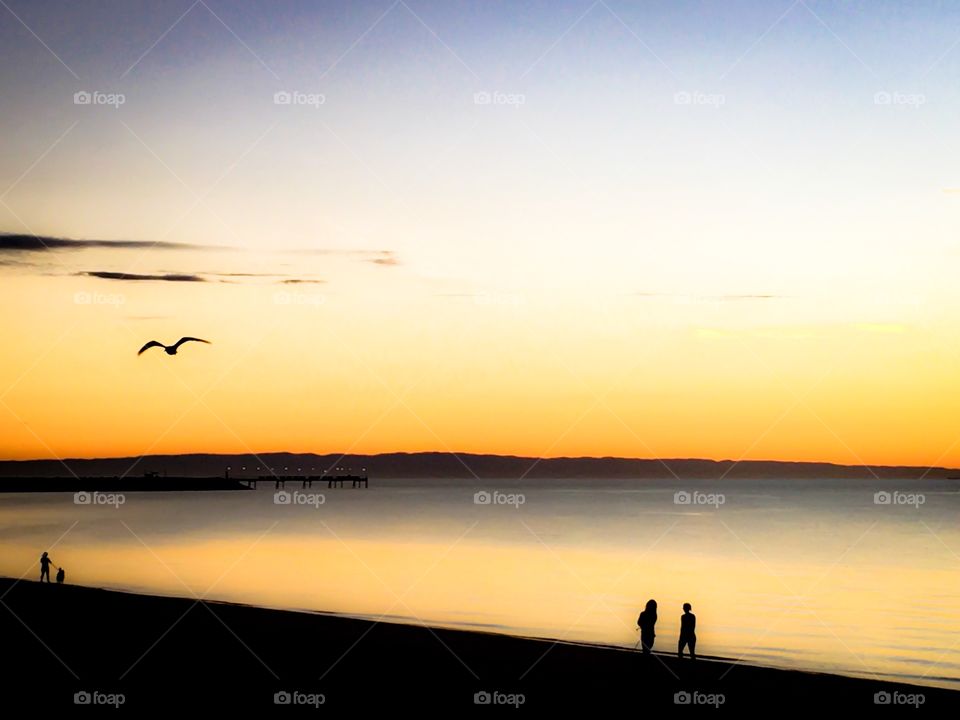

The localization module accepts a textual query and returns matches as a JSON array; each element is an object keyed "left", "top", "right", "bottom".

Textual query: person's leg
[
  {"left": 678, "top": 638, "right": 684, "bottom": 659},
  {"left": 689, "top": 637, "right": 696, "bottom": 661}
]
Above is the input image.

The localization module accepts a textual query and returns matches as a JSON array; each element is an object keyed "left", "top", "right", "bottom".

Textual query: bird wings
[
  {"left": 137, "top": 340, "right": 165, "bottom": 355},
  {"left": 172, "top": 337, "right": 211, "bottom": 351}
]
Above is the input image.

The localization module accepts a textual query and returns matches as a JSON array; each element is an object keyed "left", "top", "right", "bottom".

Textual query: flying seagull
[{"left": 138, "top": 337, "right": 211, "bottom": 356}]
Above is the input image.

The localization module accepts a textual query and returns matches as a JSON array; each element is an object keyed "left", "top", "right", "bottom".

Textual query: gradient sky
[{"left": 3, "top": 0, "right": 960, "bottom": 465}]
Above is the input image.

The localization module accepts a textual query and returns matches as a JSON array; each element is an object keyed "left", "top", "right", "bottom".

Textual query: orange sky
[{"left": 2, "top": 260, "right": 960, "bottom": 467}]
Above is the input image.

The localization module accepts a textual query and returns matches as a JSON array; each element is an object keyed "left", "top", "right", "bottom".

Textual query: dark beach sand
[{"left": 1, "top": 578, "right": 953, "bottom": 711}]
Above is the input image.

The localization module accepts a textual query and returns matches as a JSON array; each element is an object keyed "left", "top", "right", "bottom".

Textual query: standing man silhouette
[
  {"left": 678, "top": 602, "right": 696, "bottom": 660},
  {"left": 39, "top": 552, "right": 55, "bottom": 583}
]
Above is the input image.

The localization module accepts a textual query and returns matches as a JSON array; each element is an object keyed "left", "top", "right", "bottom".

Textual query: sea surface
[{"left": 1, "top": 476, "right": 958, "bottom": 689}]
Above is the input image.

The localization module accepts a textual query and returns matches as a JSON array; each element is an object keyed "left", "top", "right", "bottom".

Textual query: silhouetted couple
[{"left": 637, "top": 599, "right": 696, "bottom": 660}]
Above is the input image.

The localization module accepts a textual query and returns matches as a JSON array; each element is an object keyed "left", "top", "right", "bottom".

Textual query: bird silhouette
[{"left": 138, "top": 337, "right": 211, "bottom": 356}]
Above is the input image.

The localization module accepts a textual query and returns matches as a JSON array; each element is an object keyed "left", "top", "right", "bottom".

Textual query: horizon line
[{"left": 2, "top": 451, "right": 958, "bottom": 473}]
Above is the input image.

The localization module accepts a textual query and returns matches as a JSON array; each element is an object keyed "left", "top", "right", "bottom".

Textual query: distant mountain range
[{"left": 0, "top": 452, "right": 956, "bottom": 480}]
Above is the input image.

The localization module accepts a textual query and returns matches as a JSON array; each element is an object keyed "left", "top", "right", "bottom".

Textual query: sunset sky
[{"left": 3, "top": 0, "right": 960, "bottom": 465}]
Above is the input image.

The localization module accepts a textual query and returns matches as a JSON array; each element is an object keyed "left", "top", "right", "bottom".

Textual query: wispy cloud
[
  {"left": 288, "top": 248, "right": 399, "bottom": 266},
  {"left": 78, "top": 270, "right": 325, "bottom": 285},
  {"left": 204, "top": 272, "right": 326, "bottom": 284},
  {"left": 632, "top": 292, "right": 783, "bottom": 302},
  {"left": 78, "top": 271, "right": 207, "bottom": 283},
  {"left": 0, "top": 233, "right": 216, "bottom": 252}
]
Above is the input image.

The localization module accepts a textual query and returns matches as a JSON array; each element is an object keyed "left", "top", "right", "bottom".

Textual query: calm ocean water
[{"left": 1, "top": 477, "right": 958, "bottom": 689}]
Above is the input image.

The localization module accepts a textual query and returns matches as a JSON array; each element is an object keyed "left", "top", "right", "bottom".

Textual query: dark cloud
[
  {"left": 78, "top": 271, "right": 207, "bottom": 282},
  {"left": 0, "top": 233, "right": 216, "bottom": 252},
  {"left": 78, "top": 270, "right": 325, "bottom": 285}
]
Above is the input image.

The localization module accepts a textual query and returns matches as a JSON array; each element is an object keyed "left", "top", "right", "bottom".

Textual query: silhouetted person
[
  {"left": 39, "top": 552, "right": 54, "bottom": 583},
  {"left": 637, "top": 599, "right": 657, "bottom": 655},
  {"left": 56, "top": 567, "right": 65, "bottom": 585},
  {"left": 678, "top": 602, "right": 696, "bottom": 660}
]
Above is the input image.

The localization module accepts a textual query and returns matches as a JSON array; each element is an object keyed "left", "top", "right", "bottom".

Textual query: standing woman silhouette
[{"left": 637, "top": 599, "right": 658, "bottom": 655}]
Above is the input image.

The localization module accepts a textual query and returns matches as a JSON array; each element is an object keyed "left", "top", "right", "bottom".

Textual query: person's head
[
  {"left": 683, "top": 603, "right": 692, "bottom": 613},
  {"left": 645, "top": 599, "right": 657, "bottom": 612},
  {"left": 41, "top": 552, "right": 47, "bottom": 558}
]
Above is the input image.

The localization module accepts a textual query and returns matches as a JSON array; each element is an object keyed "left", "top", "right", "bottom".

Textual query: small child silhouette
[{"left": 56, "top": 567, "right": 65, "bottom": 584}]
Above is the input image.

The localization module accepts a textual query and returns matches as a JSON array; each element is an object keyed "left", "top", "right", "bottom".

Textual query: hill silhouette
[{"left": 0, "top": 452, "right": 955, "bottom": 480}]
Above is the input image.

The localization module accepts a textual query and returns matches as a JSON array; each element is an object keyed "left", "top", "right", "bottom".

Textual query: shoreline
[{"left": 1, "top": 577, "right": 954, "bottom": 710}]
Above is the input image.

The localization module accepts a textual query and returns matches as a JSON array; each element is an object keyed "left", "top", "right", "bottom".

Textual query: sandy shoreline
[{"left": 1, "top": 577, "right": 954, "bottom": 711}]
